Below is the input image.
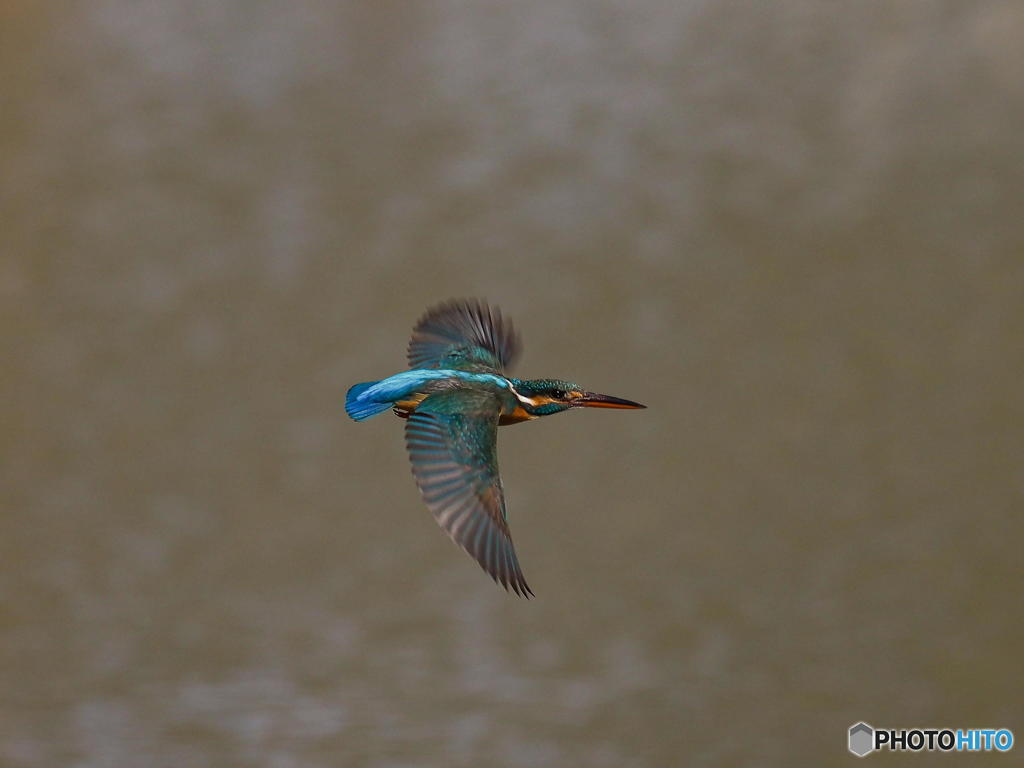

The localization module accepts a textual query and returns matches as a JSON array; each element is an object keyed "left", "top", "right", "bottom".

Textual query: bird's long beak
[{"left": 577, "top": 392, "right": 646, "bottom": 409}]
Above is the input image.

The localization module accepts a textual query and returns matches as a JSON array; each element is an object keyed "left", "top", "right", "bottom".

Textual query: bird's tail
[{"left": 345, "top": 381, "right": 393, "bottom": 421}]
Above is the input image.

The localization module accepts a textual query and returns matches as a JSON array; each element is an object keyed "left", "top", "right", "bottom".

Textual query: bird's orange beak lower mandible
[{"left": 576, "top": 392, "right": 646, "bottom": 409}]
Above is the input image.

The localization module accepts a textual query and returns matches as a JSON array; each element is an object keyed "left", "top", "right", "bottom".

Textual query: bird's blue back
[{"left": 345, "top": 369, "right": 510, "bottom": 421}]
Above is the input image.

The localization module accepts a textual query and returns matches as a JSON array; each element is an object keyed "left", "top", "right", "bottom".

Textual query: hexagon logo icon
[{"left": 849, "top": 722, "right": 874, "bottom": 757}]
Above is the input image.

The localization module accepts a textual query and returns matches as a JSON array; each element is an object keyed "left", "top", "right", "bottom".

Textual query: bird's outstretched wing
[
  {"left": 404, "top": 389, "right": 533, "bottom": 597},
  {"left": 408, "top": 299, "right": 521, "bottom": 374}
]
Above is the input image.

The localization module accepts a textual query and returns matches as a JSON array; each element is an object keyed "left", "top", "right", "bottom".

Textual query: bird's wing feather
[
  {"left": 404, "top": 389, "right": 532, "bottom": 597},
  {"left": 408, "top": 299, "right": 521, "bottom": 374}
]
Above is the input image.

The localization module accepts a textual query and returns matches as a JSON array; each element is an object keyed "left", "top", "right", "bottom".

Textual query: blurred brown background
[{"left": 2, "top": 1, "right": 1023, "bottom": 766}]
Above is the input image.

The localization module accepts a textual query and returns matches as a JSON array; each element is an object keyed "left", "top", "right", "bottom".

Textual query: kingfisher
[{"left": 345, "top": 299, "right": 645, "bottom": 597}]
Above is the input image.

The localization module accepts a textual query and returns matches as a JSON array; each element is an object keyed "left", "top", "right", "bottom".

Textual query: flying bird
[{"left": 345, "top": 299, "right": 645, "bottom": 597}]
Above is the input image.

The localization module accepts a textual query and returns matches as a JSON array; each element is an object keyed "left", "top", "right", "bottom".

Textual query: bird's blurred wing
[
  {"left": 408, "top": 299, "right": 521, "bottom": 374},
  {"left": 404, "top": 389, "right": 532, "bottom": 597}
]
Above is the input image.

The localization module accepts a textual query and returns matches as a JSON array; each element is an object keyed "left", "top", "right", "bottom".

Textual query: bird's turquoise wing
[
  {"left": 408, "top": 299, "right": 521, "bottom": 374},
  {"left": 404, "top": 389, "right": 532, "bottom": 597}
]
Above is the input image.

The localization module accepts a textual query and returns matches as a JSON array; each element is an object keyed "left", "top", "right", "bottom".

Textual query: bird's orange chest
[
  {"left": 396, "top": 395, "right": 535, "bottom": 425},
  {"left": 499, "top": 405, "right": 537, "bottom": 425}
]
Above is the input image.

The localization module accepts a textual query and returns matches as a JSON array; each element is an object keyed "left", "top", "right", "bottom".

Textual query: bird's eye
[{"left": 551, "top": 389, "right": 566, "bottom": 399}]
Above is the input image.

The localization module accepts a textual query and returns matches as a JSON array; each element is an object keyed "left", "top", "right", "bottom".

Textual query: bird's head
[{"left": 510, "top": 379, "right": 646, "bottom": 417}]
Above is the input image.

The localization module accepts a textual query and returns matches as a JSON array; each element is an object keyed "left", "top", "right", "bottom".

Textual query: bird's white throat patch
[{"left": 506, "top": 382, "right": 541, "bottom": 406}]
